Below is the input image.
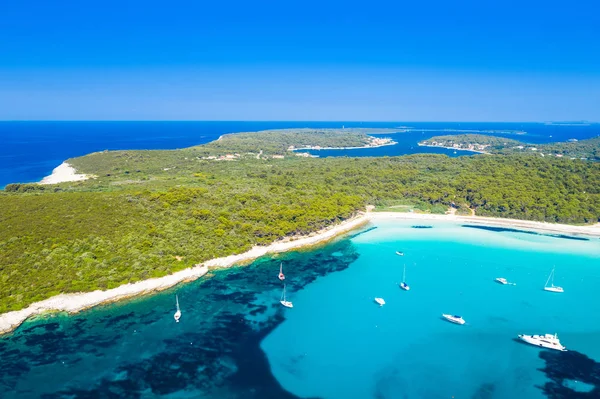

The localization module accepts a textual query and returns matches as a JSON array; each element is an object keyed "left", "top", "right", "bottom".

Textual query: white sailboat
[
  {"left": 278, "top": 262, "right": 285, "bottom": 281},
  {"left": 400, "top": 264, "right": 410, "bottom": 291},
  {"left": 544, "top": 267, "right": 564, "bottom": 293},
  {"left": 174, "top": 295, "right": 181, "bottom": 322},
  {"left": 280, "top": 284, "right": 293, "bottom": 308}
]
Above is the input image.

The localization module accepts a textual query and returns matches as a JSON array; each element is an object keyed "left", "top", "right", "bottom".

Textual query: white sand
[
  {"left": 2, "top": 210, "right": 596, "bottom": 335},
  {"left": 370, "top": 212, "right": 600, "bottom": 237},
  {"left": 40, "top": 162, "right": 89, "bottom": 184},
  {"left": 0, "top": 213, "right": 369, "bottom": 335}
]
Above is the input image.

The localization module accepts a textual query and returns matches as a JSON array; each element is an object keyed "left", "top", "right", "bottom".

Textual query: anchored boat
[
  {"left": 280, "top": 284, "right": 293, "bottom": 308},
  {"left": 544, "top": 267, "right": 564, "bottom": 293},
  {"left": 442, "top": 314, "right": 465, "bottom": 325},
  {"left": 400, "top": 264, "right": 410, "bottom": 291},
  {"left": 374, "top": 297, "right": 386, "bottom": 306},
  {"left": 174, "top": 295, "right": 181, "bottom": 323},
  {"left": 518, "top": 333, "right": 566, "bottom": 351}
]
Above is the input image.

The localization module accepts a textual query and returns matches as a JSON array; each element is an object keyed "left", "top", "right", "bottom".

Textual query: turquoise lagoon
[{"left": 1, "top": 220, "right": 599, "bottom": 398}]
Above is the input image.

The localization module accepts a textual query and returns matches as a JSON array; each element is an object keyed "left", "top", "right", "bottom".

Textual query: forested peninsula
[
  {"left": 1, "top": 129, "right": 599, "bottom": 314},
  {"left": 420, "top": 134, "right": 600, "bottom": 160}
]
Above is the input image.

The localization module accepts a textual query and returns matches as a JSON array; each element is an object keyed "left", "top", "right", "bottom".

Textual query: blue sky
[{"left": 1, "top": 0, "right": 599, "bottom": 121}]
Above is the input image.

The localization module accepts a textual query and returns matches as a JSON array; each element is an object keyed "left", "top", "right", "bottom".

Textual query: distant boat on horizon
[
  {"left": 544, "top": 267, "right": 564, "bottom": 293},
  {"left": 174, "top": 295, "right": 181, "bottom": 323}
]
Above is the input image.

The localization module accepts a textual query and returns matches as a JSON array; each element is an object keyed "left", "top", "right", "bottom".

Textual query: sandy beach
[
  {"left": 0, "top": 213, "right": 369, "bottom": 335},
  {"left": 1, "top": 209, "right": 598, "bottom": 335},
  {"left": 40, "top": 162, "right": 90, "bottom": 184},
  {"left": 369, "top": 211, "right": 600, "bottom": 237}
]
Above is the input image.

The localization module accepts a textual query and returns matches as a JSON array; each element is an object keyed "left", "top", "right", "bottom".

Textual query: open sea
[
  {"left": 1, "top": 220, "right": 599, "bottom": 398},
  {"left": 1, "top": 121, "right": 599, "bottom": 188}
]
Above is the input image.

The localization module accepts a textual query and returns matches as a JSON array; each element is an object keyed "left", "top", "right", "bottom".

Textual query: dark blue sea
[{"left": 1, "top": 121, "right": 599, "bottom": 188}]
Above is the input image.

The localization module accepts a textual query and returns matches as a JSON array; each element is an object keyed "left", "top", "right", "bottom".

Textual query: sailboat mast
[{"left": 545, "top": 268, "right": 554, "bottom": 288}]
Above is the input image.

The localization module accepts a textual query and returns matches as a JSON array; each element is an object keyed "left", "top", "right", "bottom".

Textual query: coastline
[
  {"left": 0, "top": 213, "right": 369, "bottom": 335},
  {"left": 40, "top": 162, "right": 90, "bottom": 184},
  {"left": 370, "top": 212, "right": 600, "bottom": 237},
  {"left": 2, "top": 210, "right": 598, "bottom": 336},
  {"left": 417, "top": 143, "right": 488, "bottom": 154}
]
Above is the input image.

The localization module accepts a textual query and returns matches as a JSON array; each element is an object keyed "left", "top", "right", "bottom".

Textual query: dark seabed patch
[
  {"left": 538, "top": 350, "right": 600, "bottom": 398},
  {"left": 0, "top": 239, "right": 359, "bottom": 398},
  {"left": 462, "top": 225, "right": 590, "bottom": 241}
]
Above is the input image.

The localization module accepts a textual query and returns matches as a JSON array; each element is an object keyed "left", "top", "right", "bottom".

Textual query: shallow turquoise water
[
  {"left": 1, "top": 220, "right": 599, "bottom": 398},
  {"left": 262, "top": 220, "right": 600, "bottom": 399}
]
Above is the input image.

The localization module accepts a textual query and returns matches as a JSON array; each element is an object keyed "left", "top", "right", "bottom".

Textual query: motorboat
[
  {"left": 396, "top": 251, "right": 404, "bottom": 256},
  {"left": 374, "top": 297, "right": 386, "bottom": 306},
  {"left": 280, "top": 284, "right": 293, "bottom": 308},
  {"left": 495, "top": 277, "right": 508, "bottom": 285},
  {"left": 517, "top": 333, "right": 567, "bottom": 351},
  {"left": 442, "top": 314, "right": 465, "bottom": 325}
]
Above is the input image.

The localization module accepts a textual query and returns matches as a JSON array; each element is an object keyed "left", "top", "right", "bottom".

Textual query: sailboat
[
  {"left": 280, "top": 284, "right": 293, "bottom": 308},
  {"left": 400, "top": 264, "right": 410, "bottom": 291},
  {"left": 278, "top": 262, "right": 285, "bottom": 281},
  {"left": 174, "top": 295, "right": 182, "bottom": 322},
  {"left": 544, "top": 267, "right": 564, "bottom": 293}
]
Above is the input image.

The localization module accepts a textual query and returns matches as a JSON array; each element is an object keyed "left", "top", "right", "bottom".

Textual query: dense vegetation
[
  {"left": 195, "top": 128, "right": 396, "bottom": 155},
  {"left": 421, "top": 134, "right": 600, "bottom": 160},
  {"left": 420, "top": 134, "right": 522, "bottom": 152},
  {"left": 1, "top": 130, "right": 599, "bottom": 313}
]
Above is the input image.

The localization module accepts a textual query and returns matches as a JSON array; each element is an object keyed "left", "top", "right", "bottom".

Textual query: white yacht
[
  {"left": 400, "top": 264, "right": 410, "bottom": 291},
  {"left": 280, "top": 284, "right": 293, "bottom": 308},
  {"left": 442, "top": 314, "right": 465, "bottom": 325},
  {"left": 518, "top": 333, "right": 567, "bottom": 351},
  {"left": 374, "top": 297, "right": 386, "bottom": 306},
  {"left": 495, "top": 277, "right": 508, "bottom": 285},
  {"left": 174, "top": 295, "right": 181, "bottom": 323},
  {"left": 544, "top": 267, "right": 564, "bottom": 293}
]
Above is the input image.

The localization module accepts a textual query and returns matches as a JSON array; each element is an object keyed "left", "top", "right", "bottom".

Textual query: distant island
[{"left": 1, "top": 128, "right": 598, "bottom": 331}]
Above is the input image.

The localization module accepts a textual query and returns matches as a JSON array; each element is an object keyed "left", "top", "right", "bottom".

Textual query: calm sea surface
[
  {"left": 1, "top": 220, "right": 599, "bottom": 398},
  {"left": 1, "top": 121, "right": 599, "bottom": 187}
]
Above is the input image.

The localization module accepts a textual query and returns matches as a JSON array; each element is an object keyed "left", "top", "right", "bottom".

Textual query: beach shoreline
[
  {"left": 416, "top": 143, "right": 488, "bottom": 154},
  {"left": 2, "top": 210, "right": 598, "bottom": 336},
  {"left": 40, "top": 162, "right": 90, "bottom": 184},
  {"left": 0, "top": 213, "right": 369, "bottom": 335},
  {"left": 370, "top": 212, "right": 600, "bottom": 237}
]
